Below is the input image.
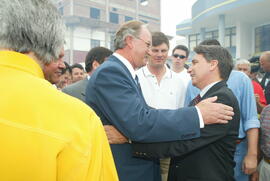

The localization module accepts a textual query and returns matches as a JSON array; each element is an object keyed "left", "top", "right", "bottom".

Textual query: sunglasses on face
[{"left": 173, "top": 54, "right": 186, "bottom": 59}]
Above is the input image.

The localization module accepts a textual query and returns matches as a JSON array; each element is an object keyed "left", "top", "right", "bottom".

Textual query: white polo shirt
[
  {"left": 136, "top": 65, "right": 186, "bottom": 109},
  {"left": 176, "top": 68, "right": 191, "bottom": 89}
]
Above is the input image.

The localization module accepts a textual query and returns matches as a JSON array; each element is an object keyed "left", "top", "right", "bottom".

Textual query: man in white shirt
[
  {"left": 136, "top": 32, "right": 186, "bottom": 181},
  {"left": 171, "top": 45, "right": 191, "bottom": 87}
]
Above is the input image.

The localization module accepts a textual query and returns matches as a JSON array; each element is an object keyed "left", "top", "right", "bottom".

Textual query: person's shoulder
[
  {"left": 207, "top": 82, "right": 235, "bottom": 101},
  {"left": 261, "top": 105, "right": 270, "bottom": 115},
  {"left": 63, "top": 79, "right": 85, "bottom": 92},
  {"left": 56, "top": 88, "right": 98, "bottom": 119},
  {"left": 229, "top": 70, "right": 250, "bottom": 81}
]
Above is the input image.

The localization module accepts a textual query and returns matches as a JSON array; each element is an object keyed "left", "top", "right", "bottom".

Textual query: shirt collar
[
  {"left": 200, "top": 81, "right": 220, "bottom": 97},
  {"left": 142, "top": 65, "right": 172, "bottom": 79},
  {"left": 0, "top": 51, "right": 44, "bottom": 79},
  {"left": 113, "top": 52, "right": 136, "bottom": 79}
]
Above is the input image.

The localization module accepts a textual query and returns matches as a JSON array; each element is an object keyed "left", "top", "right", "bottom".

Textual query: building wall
[
  {"left": 56, "top": 0, "right": 161, "bottom": 64},
  {"left": 176, "top": 0, "right": 270, "bottom": 59}
]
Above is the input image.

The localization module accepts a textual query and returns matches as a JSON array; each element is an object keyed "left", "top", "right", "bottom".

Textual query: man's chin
[{"left": 49, "top": 78, "right": 60, "bottom": 85}]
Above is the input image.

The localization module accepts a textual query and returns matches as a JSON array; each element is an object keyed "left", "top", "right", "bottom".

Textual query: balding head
[{"left": 260, "top": 51, "right": 270, "bottom": 72}]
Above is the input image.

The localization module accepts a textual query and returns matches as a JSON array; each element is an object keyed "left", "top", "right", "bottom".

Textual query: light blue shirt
[{"left": 185, "top": 70, "right": 260, "bottom": 138}]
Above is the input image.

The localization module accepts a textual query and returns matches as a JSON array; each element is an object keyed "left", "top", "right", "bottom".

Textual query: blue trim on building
[
  {"left": 192, "top": 0, "right": 264, "bottom": 23},
  {"left": 176, "top": 19, "right": 192, "bottom": 36}
]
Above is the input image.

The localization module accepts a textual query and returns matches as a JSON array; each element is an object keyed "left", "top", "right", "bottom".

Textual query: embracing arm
[
  {"left": 132, "top": 91, "right": 239, "bottom": 158},
  {"left": 87, "top": 65, "right": 201, "bottom": 142}
]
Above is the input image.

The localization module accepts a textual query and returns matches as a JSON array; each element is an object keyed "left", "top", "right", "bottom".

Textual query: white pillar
[
  {"left": 69, "top": 26, "right": 74, "bottom": 65},
  {"left": 236, "top": 22, "right": 252, "bottom": 59},
  {"left": 218, "top": 14, "right": 225, "bottom": 46},
  {"left": 70, "top": 0, "right": 73, "bottom": 15},
  {"left": 136, "top": 0, "right": 139, "bottom": 20},
  {"left": 105, "top": 0, "right": 109, "bottom": 48}
]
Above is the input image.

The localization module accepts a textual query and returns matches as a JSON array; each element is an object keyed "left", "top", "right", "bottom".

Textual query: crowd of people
[{"left": 1, "top": 0, "right": 270, "bottom": 181}]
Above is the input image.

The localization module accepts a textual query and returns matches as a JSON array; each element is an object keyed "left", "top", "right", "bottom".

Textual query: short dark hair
[
  {"left": 194, "top": 45, "right": 233, "bottom": 80},
  {"left": 199, "top": 39, "right": 221, "bottom": 46},
  {"left": 61, "top": 61, "right": 72, "bottom": 75},
  {"left": 172, "top": 45, "right": 189, "bottom": 58},
  {"left": 85, "top": 47, "right": 113, "bottom": 72},
  {"left": 85, "top": 47, "right": 113, "bottom": 73},
  {"left": 71, "top": 63, "right": 84, "bottom": 71},
  {"left": 151, "top": 32, "right": 169, "bottom": 48}
]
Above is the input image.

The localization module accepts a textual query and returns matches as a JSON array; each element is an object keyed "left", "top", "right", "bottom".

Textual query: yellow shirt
[{"left": 0, "top": 51, "right": 118, "bottom": 181}]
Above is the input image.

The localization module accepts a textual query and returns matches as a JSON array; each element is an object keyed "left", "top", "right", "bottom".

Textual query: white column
[
  {"left": 69, "top": 26, "right": 74, "bottom": 65},
  {"left": 218, "top": 14, "right": 225, "bottom": 46},
  {"left": 105, "top": 0, "right": 109, "bottom": 48},
  {"left": 136, "top": 0, "right": 139, "bottom": 20},
  {"left": 70, "top": 0, "right": 73, "bottom": 15},
  {"left": 236, "top": 22, "right": 252, "bottom": 59}
]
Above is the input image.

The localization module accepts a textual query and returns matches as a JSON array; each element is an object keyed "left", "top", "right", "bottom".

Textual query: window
[
  {"left": 110, "top": 12, "right": 119, "bottom": 24},
  {"left": 59, "top": 7, "right": 64, "bottom": 15},
  {"left": 125, "top": 16, "right": 133, "bottom": 22},
  {"left": 91, "top": 39, "right": 100, "bottom": 48},
  {"left": 90, "top": 7, "right": 100, "bottom": 19},
  {"left": 205, "top": 30, "right": 218, "bottom": 40},
  {"left": 188, "top": 34, "right": 200, "bottom": 50},
  {"left": 225, "top": 27, "right": 236, "bottom": 48},
  {"left": 255, "top": 24, "right": 270, "bottom": 53}
]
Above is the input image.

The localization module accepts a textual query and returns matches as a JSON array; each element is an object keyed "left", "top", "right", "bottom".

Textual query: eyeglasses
[
  {"left": 173, "top": 54, "right": 186, "bottom": 59},
  {"left": 135, "top": 36, "right": 152, "bottom": 48}
]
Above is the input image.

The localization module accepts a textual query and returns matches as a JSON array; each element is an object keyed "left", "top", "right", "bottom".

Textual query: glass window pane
[
  {"left": 125, "top": 16, "right": 133, "bottom": 22},
  {"left": 255, "top": 24, "right": 270, "bottom": 53},
  {"left": 90, "top": 7, "right": 100, "bottom": 19},
  {"left": 225, "top": 36, "right": 230, "bottom": 48},
  {"left": 91, "top": 39, "right": 100, "bottom": 48},
  {"left": 231, "top": 35, "right": 236, "bottom": 47},
  {"left": 110, "top": 12, "right": 119, "bottom": 24}
]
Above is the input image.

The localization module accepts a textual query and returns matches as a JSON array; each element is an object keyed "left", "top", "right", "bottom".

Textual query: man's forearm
[{"left": 247, "top": 128, "right": 259, "bottom": 156}]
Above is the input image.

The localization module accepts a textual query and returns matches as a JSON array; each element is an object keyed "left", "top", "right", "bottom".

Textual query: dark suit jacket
[
  {"left": 132, "top": 81, "right": 240, "bottom": 181},
  {"left": 85, "top": 55, "right": 201, "bottom": 181},
  {"left": 62, "top": 78, "right": 88, "bottom": 102}
]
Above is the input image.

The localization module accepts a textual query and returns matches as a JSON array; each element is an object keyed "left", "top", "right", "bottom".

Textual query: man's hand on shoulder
[{"left": 197, "top": 96, "right": 234, "bottom": 125}]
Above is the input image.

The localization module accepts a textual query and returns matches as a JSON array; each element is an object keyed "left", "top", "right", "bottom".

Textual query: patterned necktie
[{"left": 189, "top": 94, "right": 201, "bottom": 106}]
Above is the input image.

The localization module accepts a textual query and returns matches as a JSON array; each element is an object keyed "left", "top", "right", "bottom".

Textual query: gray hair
[
  {"left": 114, "top": 20, "right": 147, "bottom": 50},
  {"left": 235, "top": 59, "right": 251, "bottom": 71},
  {"left": 194, "top": 45, "right": 233, "bottom": 80},
  {"left": 0, "top": 0, "right": 65, "bottom": 63}
]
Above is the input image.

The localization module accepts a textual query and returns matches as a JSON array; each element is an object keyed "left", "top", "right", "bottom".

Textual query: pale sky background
[{"left": 161, "top": 0, "right": 197, "bottom": 36}]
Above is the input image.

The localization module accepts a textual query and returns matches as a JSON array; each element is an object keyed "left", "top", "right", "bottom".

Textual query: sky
[{"left": 161, "top": 0, "right": 197, "bottom": 36}]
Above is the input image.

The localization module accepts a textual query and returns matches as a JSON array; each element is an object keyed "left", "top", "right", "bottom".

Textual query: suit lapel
[
  {"left": 109, "top": 56, "right": 142, "bottom": 93},
  {"left": 109, "top": 56, "right": 147, "bottom": 104}
]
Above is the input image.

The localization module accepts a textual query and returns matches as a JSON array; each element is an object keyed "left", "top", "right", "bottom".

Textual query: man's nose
[
  {"left": 187, "top": 66, "right": 192, "bottom": 74},
  {"left": 58, "top": 60, "right": 66, "bottom": 69}
]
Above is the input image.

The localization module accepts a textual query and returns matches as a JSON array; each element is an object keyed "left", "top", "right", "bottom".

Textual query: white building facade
[
  {"left": 56, "top": 0, "right": 161, "bottom": 64},
  {"left": 176, "top": 0, "right": 270, "bottom": 59}
]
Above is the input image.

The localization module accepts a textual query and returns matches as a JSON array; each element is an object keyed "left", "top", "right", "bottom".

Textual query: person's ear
[
  {"left": 92, "top": 60, "right": 100, "bottom": 71},
  {"left": 210, "top": 60, "right": 218, "bottom": 71}
]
